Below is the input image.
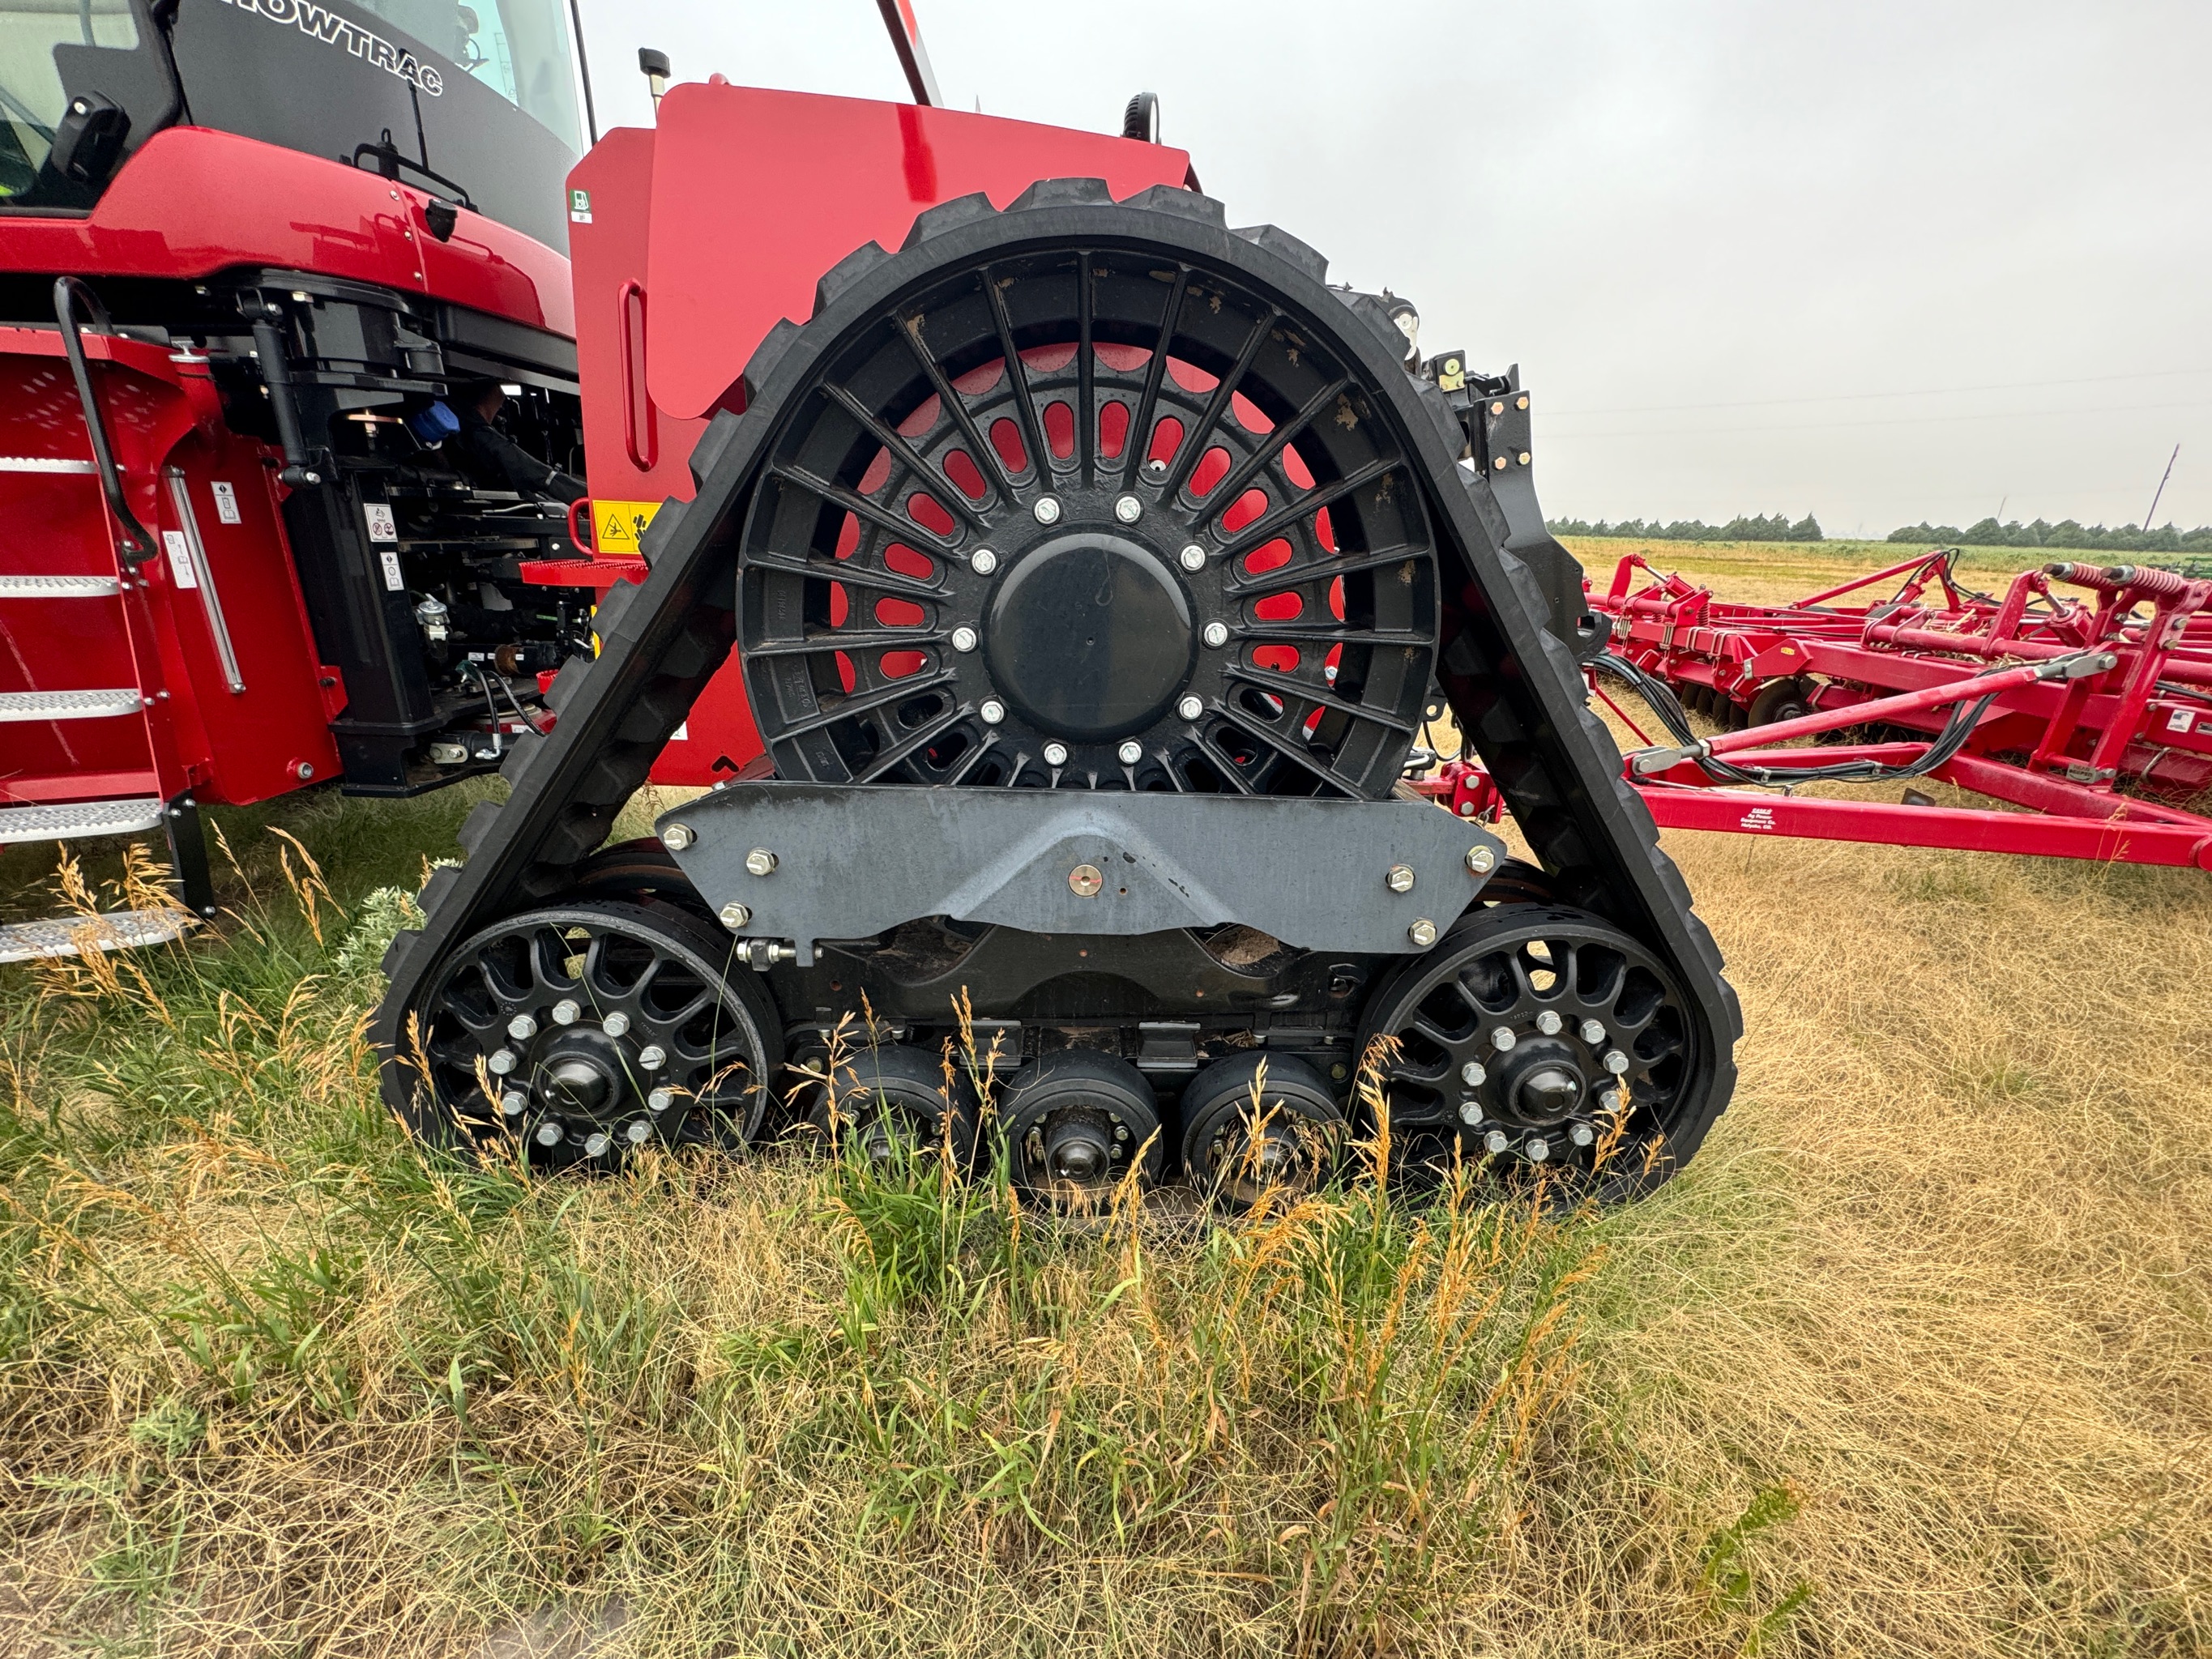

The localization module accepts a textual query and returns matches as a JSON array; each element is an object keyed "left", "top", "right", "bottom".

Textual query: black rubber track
[{"left": 372, "top": 178, "right": 1740, "bottom": 1180}]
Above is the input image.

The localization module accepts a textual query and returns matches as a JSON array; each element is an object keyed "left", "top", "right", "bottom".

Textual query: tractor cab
[{"left": 0, "top": 0, "right": 583, "bottom": 249}]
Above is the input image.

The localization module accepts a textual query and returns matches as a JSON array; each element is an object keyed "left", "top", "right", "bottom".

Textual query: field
[{"left": 1, "top": 539, "right": 2206, "bottom": 1657}]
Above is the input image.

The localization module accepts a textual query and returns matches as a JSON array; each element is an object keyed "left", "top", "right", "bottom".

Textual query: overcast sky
[{"left": 571, "top": 1, "right": 2211, "bottom": 537}]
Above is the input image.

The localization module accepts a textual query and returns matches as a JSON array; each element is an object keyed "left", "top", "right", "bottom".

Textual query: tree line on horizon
[{"left": 1546, "top": 513, "right": 2212, "bottom": 552}]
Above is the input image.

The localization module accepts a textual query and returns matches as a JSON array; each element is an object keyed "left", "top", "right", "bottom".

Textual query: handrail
[{"left": 52, "top": 276, "right": 154, "bottom": 565}]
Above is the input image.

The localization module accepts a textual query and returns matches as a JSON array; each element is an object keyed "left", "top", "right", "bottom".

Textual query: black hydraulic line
[
  {"left": 52, "top": 276, "right": 153, "bottom": 564},
  {"left": 249, "top": 317, "right": 324, "bottom": 488}
]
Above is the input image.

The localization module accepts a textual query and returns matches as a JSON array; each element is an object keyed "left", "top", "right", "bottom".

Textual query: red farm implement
[{"left": 1420, "top": 549, "right": 2212, "bottom": 872}]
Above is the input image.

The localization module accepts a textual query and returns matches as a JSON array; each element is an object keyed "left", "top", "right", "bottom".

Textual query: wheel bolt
[
  {"left": 1579, "top": 1019, "right": 1606, "bottom": 1044},
  {"left": 638, "top": 1045, "right": 667, "bottom": 1072},
  {"left": 488, "top": 1048, "right": 517, "bottom": 1075},
  {"left": 1569, "top": 1123, "right": 1595, "bottom": 1147},
  {"left": 506, "top": 1013, "right": 538, "bottom": 1039},
  {"left": 535, "top": 1121, "right": 562, "bottom": 1146},
  {"left": 583, "top": 1132, "right": 611, "bottom": 1157},
  {"left": 1114, "top": 494, "right": 1142, "bottom": 523},
  {"left": 1043, "top": 741, "right": 1069, "bottom": 766},
  {"left": 625, "top": 1120, "right": 651, "bottom": 1144},
  {"left": 971, "top": 548, "right": 998, "bottom": 575},
  {"left": 501, "top": 1090, "right": 527, "bottom": 1115},
  {"left": 552, "top": 999, "right": 580, "bottom": 1025},
  {"left": 745, "top": 847, "right": 779, "bottom": 876},
  {"left": 1600, "top": 1088, "right": 1625, "bottom": 1112},
  {"left": 1526, "top": 1137, "right": 1550, "bottom": 1162},
  {"left": 647, "top": 1087, "right": 676, "bottom": 1113},
  {"left": 1458, "top": 1101, "right": 1482, "bottom": 1125},
  {"left": 1385, "top": 864, "right": 1416, "bottom": 893},
  {"left": 1460, "top": 1060, "right": 1485, "bottom": 1085},
  {"left": 980, "top": 698, "right": 1006, "bottom": 724},
  {"left": 1490, "top": 1026, "right": 1517, "bottom": 1052},
  {"left": 951, "top": 625, "right": 978, "bottom": 653},
  {"left": 1117, "top": 740, "right": 1143, "bottom": 765},
  {"left": 1203, "top": 621, "right": 1229, "bottom": 648},
  {"left": 1484, "top": 1128, "right": 1510, "bottom": 1154},
  {"left": 1177, "top": 694, "right": 1203, "bottom": 720},
  {"left": 1602, "top": 1049, "right": 1629, "bottom": 1075},
  {"left": 1033, "top": 496, "right": 1062, "bottom": 525},
  {"left": 1179, "top": 544, "right": 1206, "bottom": 572},
  {"left": 720, "top": 902, "right": 750, "bottom": 930},
  {"left": 1535, "top": 1010, "right": 1562, "bottom": 1035}
]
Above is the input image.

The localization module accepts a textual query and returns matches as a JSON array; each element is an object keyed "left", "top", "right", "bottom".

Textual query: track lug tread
[
  {"left": 456, "top": 800, "right": 502, "bottom": 855},
  {"left": 687, "top": 412, "right": 747, "bottom": 492},
  {"left": 635, "top": 500, "right": 685, "bottom": 569},
  {"left": 592, "top": 578, "right": 643, "bottom": 639},
  {"left": 813, "top": 240, "right": 892, "bottom": 318},
  {"left": 1010, "top": 176, "right": 1113, "bottom": 211},
  {"left": 543, "top": 655, "right": 594, "bottom": 715},
  {"left": 1119, "top": 182, "right": 1227, "bottom": 225},
  {"left": 419, "top": 866, "right": 461, "bottom": 915},
  {"left": 903, "top": 191, "right": 997, "bottom": 249},
  {"left": 1232, "top": 223, "right": 1328, "bottom": 284},
  {"left": 739, "top": 318, "right": 804, "bottom": 403}
]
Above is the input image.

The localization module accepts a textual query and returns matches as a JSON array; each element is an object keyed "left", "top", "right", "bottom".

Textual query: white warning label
[
  {"left": 379, "top": 549, "right": 404, "bottom": 591},
  {"left": 364, "top": 501, "right": 398, "bottom": 544},
  {"left": 211, "top": 480, "right": 241, "bottom": 524},
  {"left": 1739, "top": 805, "right": 1778, "bottom": 830},
  {"left": 162, "top": 530, "right": 199, "bottom": 590},
  {"left": 2169, "top": 707, "right": 2194, "bottom": 733}
]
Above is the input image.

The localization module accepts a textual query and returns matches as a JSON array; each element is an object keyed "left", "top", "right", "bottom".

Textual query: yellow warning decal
[{"left": 592, "top": 498, "right": 662, "bottom": 557}]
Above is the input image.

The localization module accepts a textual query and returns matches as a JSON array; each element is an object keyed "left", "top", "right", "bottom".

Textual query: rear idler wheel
[
  {"left": 406, "top": 902, "right": 781, "bottom": 1163},
  {"left": 805, "top": 1041, "right": 980, "bottom": 1168},
  {"left": 1180, "top": 1051, "right": 1343, "bottom": 1210},
  {"left": 1357, "top": 903, "right": 1704, "bottom": 1200},
  {"left": 997, "top": 1050, "right": 1164, "bottom": 1212}
]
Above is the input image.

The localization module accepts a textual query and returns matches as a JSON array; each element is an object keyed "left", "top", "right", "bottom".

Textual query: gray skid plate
[{"left": 664, "top": 784, "right": 1504, "bottom": 964}]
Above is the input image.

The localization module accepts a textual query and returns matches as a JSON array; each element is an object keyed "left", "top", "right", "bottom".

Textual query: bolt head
[
  {"left": 1032, "top": 496, "right": 1062, "bottom": 525},
  {"left": 970, "top": 548, "right": 998, "bottom": 575},
  {"left": 1535, "top": 1010, "right": 1563, "bottom": 1035},
  {"left": 1178, "top": 544, "right": 1206, "bottom": 572},
  {"left": 1114, "top": 494, "right": 1142, "bottom": 523},
  {"left": 745, "top": 847, "right": 779, "bottom": 876},
  {"left": 647, "top": 1087, "right": 675, "bottom": 1113},
  {"left": 1493, "top": 455, "right": 1507, "bottom": 471},
  {"left": 1518, "top": 451, "right": 1531, "bottom": 466},
  {"left": 1043, "top": 741, "right": 1069, "bottom": 766},
  {"left": 603, "top": 1011, "right": 630, "bottom": 1037},
  {"left": 583, "top": 1132, "right": 612, "bottom": 1157},
  {"left": 719, "top": 902, "right": 751, "bottom": 930},
  {"left": 980, "top": 698, "right": 1006, "bottom": 725},
  {"left": 488, "top": 1049, "right": 517, "bottom": 1075},
  {"left": 638, "top": 1044, "right": 667, "bottom": 1071},
  {"left": 506, "top": 1013, "right": 538, "bottom": 1040},
  {"left": 1202, "top": 621, "right": 1229, "bottom": 649},
  {"left": 1458, "top": 1101, "right": 1483, "bottom": 1125},
  {"left": 1069, "top": 863, "right": 1104, "bottom": 897},
  {"left": 535, "top": 1121, "right": 563, "bottom": 1146},
  {"left": 1458, "top": 801, "right": 1477, "bottom": 817},
  {"left": 1526, "top": 1137, "right": 1550, "bottom": 1162},
  {"left": 552, "top": 999, "right": 580, "bottom": 1026},
  {"left": 1600, "top": 1088, "right": 1625, "bottom": 1112},
  {"left": 295, "top": 761, "right": 315, "bottom": 780},
  {"left": 1117, "top": 740, "right": 1143, "bottom": 765},
  {"left": 1176, "top": 694, "right": 1204, "bottom": 721},
  {"left": 1407, "top": 918, "right": 1439, "bottom": 949},
  {"left": 626, "top": 1120, "right": 652, "bottom": 1144},
  {"left": 1465, "top": 845, "right": 1497, "bottom": 875},
  {"left": 1579, "top": 1019, "right": 1606, "bottom": 1045},
  {"left": 501, "top": 1090, "right": 527, "bottom": 1115},
  {"left": 1603, "top": 1049, "right": 1630, "bottom": 1075},
  {"left": 1460, "top": 1060, "right": 1486, "bottom": 1086},
  {"left": 1491, "top": 1026, "right": 1518, "bottom": 1052},
  {"left": 1385, "top": 864, "right": 1416, "bottom": 893},
  {"left": 951, "top": 625, "right": 979, "bottom": 653},
  {"left": 1484, "top": 1128, "right": 1510, "bottom": 1154},
  {"left": 1569, "top": 1123, "right": 1595, "bottom": 1147},
  {"left": 661, "top": 823, "right": 695, "bottom": 852}
]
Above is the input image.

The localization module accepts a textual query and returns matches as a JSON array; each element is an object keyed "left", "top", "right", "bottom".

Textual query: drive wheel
[
  {"left": 1356, "top": 903, "right": 1714, "bottom": 1200},
  {"left": 402, "top": 902, "right": 781, "bottom": 1164}
]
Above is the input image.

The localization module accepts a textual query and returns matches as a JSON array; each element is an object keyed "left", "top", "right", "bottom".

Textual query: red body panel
[
  {"left": 0, "top": 126, "right": 573, "bottom": 336},
  {"left": 564, "top": 83, "right": 1190, "bottom": 784}
]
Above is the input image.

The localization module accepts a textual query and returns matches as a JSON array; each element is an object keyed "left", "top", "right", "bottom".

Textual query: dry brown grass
[{"left": 0, "top": 544, "right": 2206, "bottom": 1657}]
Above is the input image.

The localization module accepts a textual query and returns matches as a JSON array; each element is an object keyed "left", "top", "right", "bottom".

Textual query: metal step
[
  {"left": 0, "top": 574, "right": 121, "bottom": 598},
  {"left": 0, "top": 688, "right": 143, "bottom": 723},
  {"left": 0, "top": 797, "right": 167, "bottom": 845},
  {"left": 0, "top": 907, "right": 193, "bottom": 966}
]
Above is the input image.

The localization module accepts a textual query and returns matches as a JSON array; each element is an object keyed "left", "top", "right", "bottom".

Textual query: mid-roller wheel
[
  {"left": 804, "top": 1041, "right": 980, "bottom": 1168},
  {"left": 1180, "top": 1050, "right": 1343, "bottom": 1210},
  {"left": 997, "top": 1050, "right": 1165, "bottom": 1211}
]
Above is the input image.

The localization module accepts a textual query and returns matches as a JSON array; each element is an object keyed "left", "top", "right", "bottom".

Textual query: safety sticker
[
  {"left": 570, "top": 188, "right": 593, "bottom": 224},
  {"left": 593, "top": 498, "right": 661, "bottom": 556},
  {"left": 364, "top": 501, "right": 398, "bottom": 543},
  {"left": 1738, "top": 805, "right": 1777, "bottom": 830},
  {"left": 2168, "top": 707, "right": 2194, "bottom": 733},
  {"left": 210, "top": 480, "right": 241, "bottom": 524},
  {"left": 162, "top": 530, "right": 199, "bottom": 591},
  {"left": 670, "top": 721, "right": 689, "bottom": 741},
  {"left": 379, "top": 549, "right": 404, "bottom": 591}
]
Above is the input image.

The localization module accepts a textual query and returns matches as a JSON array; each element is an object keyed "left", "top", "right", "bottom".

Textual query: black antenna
[
  {"left": 2145, "top": 442, "right": 2180, "bottom": 530},
  {"left": 568, "top": 0, "right": 599, "bottom": 144}
]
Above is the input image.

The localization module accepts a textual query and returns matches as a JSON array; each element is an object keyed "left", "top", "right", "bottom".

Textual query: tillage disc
[{"left": 737, "top": 226, "right": 1441, "bottom": 797}]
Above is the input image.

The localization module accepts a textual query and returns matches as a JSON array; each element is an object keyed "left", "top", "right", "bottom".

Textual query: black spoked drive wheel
[
  {"left": 1357, "top": 904, "right": 1706, "bottom": 1197},
  {"left": 737, "top": 215, "right": 1439, "bottom": 798},
  {"left": 406, "top": 902, "right": 782, "bottom": 1165}
]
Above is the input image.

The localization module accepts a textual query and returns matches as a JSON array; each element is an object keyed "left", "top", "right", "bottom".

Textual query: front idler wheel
[
  {"left": 805, "top": 1041, "right": 980, "bottom": 1169},
  {"left": 406, "top": 902, "right": 781, "bottom": 1164},
  {"left": 997, "top": 1050, "right": 1164, "bottom": 1212},
  {"left": 1357, "top": 903, "right": 1705, "bottom": 1200},
  {"left": 1180, "top": 1051, "right": 1344, "bottom": 1211}
]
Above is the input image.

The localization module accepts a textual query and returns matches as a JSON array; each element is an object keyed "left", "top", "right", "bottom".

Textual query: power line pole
[{"left": 2144, "top": 443, "right": 2180, "bottom": 530}]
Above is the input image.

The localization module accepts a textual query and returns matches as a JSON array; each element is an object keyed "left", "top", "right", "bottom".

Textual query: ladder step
[
  {"left": 0, "top": 688, "right": 143, "bottom": 723},
  {"left": 0, "top": 907, "right": 194, "bottom": 966},
  {"left": 0, "top": 574, "right": 121, "bottom": 598},
  {"left": 0, "top": 796, "right": 167, "bottom": 844}
]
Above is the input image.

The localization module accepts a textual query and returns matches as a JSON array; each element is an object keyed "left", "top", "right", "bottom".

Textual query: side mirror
[{"left": 50, "top": 91, "right": 130, "bottom": 185}]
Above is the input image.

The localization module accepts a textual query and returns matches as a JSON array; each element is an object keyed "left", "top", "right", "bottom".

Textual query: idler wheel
[
  {"left": 805, "top": 1041, "right": 980, "bottom": 1167},
  {"left": 1180, "top": 1050, "right": 1343, "bottom": 1211},
  {"left": 997, "top": 1050, "right": 1164, "bottom": 1210}
]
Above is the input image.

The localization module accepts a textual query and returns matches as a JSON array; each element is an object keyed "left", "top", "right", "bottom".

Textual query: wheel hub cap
[{"left": 984, "top": 529, "right": 1193, "bottom": 740}]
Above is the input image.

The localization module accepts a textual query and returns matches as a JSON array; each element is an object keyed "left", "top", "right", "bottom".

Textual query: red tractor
[{"left": 1, "top": 2, "right": 1740, "bottom": 1205}]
